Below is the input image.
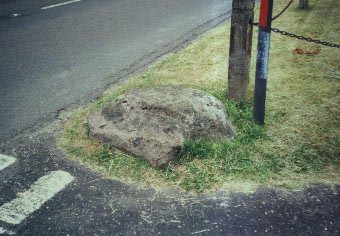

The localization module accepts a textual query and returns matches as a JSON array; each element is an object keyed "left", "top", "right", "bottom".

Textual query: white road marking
[
  {"left": 0, "top": 227, "right": 6, "bottom": 234},
  {"left": 0, "top": 171, "right": 74, "bottom": 225},
  {"left": 0, "top": 154, "right": 16, "bottom": 171},
  {"left": 41, "top": 0, "right": 82, "bottom": 10},
  {"left": 191, "top": 229, "right": 211, "bottom": 235},
  {"left": 0, "top": 227, "right": 15, "bottom": 235}
]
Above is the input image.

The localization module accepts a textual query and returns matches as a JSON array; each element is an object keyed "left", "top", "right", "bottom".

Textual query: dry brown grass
[{"left": 59, "top": 0, "right": 340, "bottom": 193}]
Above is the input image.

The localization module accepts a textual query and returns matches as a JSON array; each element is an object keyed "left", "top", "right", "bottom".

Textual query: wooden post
[
  {"left": 299, "top": 0, "right": 309, "bottom": 9},
  {"left": 227, "top": 0, "right": 255, "bottom": 102}
]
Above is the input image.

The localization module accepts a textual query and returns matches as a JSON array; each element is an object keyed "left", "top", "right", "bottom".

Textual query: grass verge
[{"left": 59, "top": 0, "right": 339, "bottom": 193}]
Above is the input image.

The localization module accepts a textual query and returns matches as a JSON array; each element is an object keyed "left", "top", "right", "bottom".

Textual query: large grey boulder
[{"left": 88, "top": 86, "right": 235, "bottom": 168}]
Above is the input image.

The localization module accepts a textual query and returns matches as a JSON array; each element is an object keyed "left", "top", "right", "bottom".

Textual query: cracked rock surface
[{"left": 88, "top": 86, "right": 235, "bottom": 167}]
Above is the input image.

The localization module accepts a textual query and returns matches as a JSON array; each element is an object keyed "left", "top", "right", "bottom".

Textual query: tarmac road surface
[{"left": 0, "top": 0, "right": 232, "bottom": 142}]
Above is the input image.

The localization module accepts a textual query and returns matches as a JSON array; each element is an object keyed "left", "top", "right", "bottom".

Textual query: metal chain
[
  {"left": 250, "top": 24, "right": 340, "bottom": 49},
  {"left": 251, "top": 0, "right": 340, "bottom": 48},
  {"left": 272, "top": 0, "right": 294, "bottom": 21},
  {"left": 270, "top": 27, "right": 340, "bottom": 48}
]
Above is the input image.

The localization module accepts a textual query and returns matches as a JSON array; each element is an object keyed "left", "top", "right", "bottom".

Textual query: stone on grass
[{"left": 88, "top": 86, "right": 235, "bottom": 168}]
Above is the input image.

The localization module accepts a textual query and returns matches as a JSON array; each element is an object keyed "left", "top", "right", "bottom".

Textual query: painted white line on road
[
  {"left": 0, "top": 154, "right": 16, "bottom": 171},
  {"left": 0, "top": 171, "right": 74, "bottom": 225},
  {"left": 41, "top": 0, "right": 82, "bottom": 10},
  {"left": 0, "top": 227, "right": 15, "bottom": 235}
]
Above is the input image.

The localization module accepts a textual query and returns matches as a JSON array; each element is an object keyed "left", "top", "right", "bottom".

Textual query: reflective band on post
[{"left": 255, "top": 30, "right": 271, "bottom": 80}]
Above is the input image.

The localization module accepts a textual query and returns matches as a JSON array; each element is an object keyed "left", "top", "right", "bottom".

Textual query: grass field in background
[{"left": 59, "top": 0, "right": 339, "bottom": 193}]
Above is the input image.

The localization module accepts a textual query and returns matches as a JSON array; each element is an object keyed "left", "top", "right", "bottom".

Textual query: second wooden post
[{"left": 299, "top": 0, "right": 309, "bottom": 9}]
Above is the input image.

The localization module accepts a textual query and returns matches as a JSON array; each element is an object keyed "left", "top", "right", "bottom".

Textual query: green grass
[{"left": 59, "top": 0, "right": 340, "bottom": 193}]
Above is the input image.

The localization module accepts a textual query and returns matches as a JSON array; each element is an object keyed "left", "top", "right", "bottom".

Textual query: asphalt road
[
  {"left": 0, "top": 0, "right": 232, "bottom": 142},
  {"left": 0, "top": 132, "right": 339, "bottom": 235},
  {"left": 0, "top": 1, "right": 339, "bottom": 235}
]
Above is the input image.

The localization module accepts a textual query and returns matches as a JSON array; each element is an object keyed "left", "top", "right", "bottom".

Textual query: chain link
[
  {"left": 271, "top": 27, "right": 340, "bottom": 48},
  {"left": 250, "top": 0, "right": 340, "bottom": 49},
  {"left": 271, "top": 0, "right": 294, "bottom": 21},
  {"left": 251, "top": 23, "right": 340, "bottom": 49}
]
